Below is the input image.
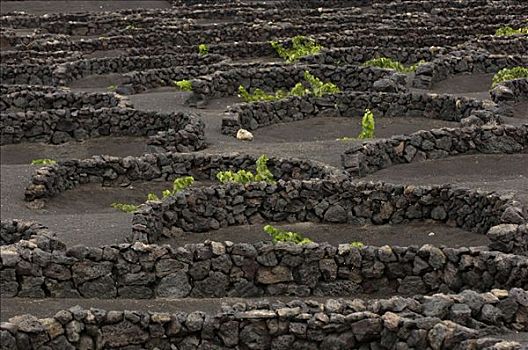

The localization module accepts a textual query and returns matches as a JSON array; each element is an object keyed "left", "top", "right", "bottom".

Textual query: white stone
[{"left": 236, "top": 129, "right": 253, "bottom": 141}]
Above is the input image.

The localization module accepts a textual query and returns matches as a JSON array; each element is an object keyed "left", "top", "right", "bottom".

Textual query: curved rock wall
[
  {"left": 0, "top": 89, "right": 125, "bottom": 112},
  {"left": 341, "top": 123, "right": 528, "bottom": 177},
  {"left": 190, "top": 64, "right": 406, "bottom": 99},
  {"left": 2, "top": 237, "right": 527, "bottom": 299},
  {"left": 131, "top": 180, "right": 515, "bottom": 244},
  {"left": 0, "top": 107, "right": 205, "bottom": 147},
  {"left": 491, "top": 78, "right": 528, "bottom": 104},
  {"left": 412, "top": 50, "right": 528, "bottom": 89},
  {"left": 24, "top": 153, "right": 343, "bottom": 201},
  {"left": 4, "top": 288, "right": 524, "bottom": 349},
  {"left": 221, "top": 91, "right": 498, "bottom": 136}
]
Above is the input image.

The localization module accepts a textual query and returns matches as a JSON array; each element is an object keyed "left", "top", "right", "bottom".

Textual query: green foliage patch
[
  {"left": 112, "top": 176, "right": 194, "bottom": 213},
  {"left": 350, "top": 241, "right": 365, "bottom": 248},
  {"left": 264, "top": 224, "right": 312, "bottom": 244},
  {"left": 175, "top": 80, "right": 193, "bottom": 92},
  {"left": 337, "top": 109, "right": 376, "bottom": 141},
  {"left": 146, "top": 176, "right": 194, "bottom": 201},
  {"left": 238, "top": 71, "right": 340, "bottom": 103},
  {"left": 198, "top": 44, "right": 209, "bottom": 56},
  {"left": 363, "top": 57, "right": 424, "bottom": 73},
  {"left": 495, "top": 26, "right": 528, "bottom": 36},
  {"left": 492, "top": 67, "right": 528, "bottom": 87},
  {"left": 270, "top": 35, "right": 322, "bottom": 63},
  {"left": 111, "top": 203, "right": 139, "bottom": 213},
  {"left": 357, "top": 108, "right": 375, "bottom": 139},
  {"left": 216, "top": 155, "right": 275, "bottom": 184},
  {"left": 31, "top": 159, "right": 56, "bottom": 165}
]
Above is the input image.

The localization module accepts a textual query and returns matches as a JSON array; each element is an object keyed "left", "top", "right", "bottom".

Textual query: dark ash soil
[
  {"left": 429, "top": 73, "right": 493, "bottom": 100},
  {"left": 0, "top": 1, "right": 171, "bottom": 15},
  {"left": 1, "top": 136, "right": 149, "bottom": 165},
  {"left": 364, "top": 153, "right": 528, "bottom": 205},
  {"left": 161, "top": 221, "right": 489, "bottom": 248}
]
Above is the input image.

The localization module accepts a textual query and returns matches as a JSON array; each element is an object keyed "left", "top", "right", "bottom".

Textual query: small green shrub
[
  {"left": 111, "top": 202, "right": 138, "bottom": 213},
  {"left": 270, "top": 35, "right": 322, "bottom": 63},
  {"left": 198, "top": 43, "right": 209, "bottom": 56},
  {"left": 216, "top": 169, "right": 255, "bottom": 184},
  {"left": 216, "top": 155, "right": 275, "bottom": 184},
  {"left": 303, "top": 71, "right": 340, "bottom": 97},
  {"left": 146, "top": 176, "right": 194, "bottom": 201},
  {"left": 238, "top": 86, "right": 287, "bottom": 103},
  {"left": 289, "top": 82, "right": 310, "bottom": 97},
  {"left": 175, "top": 80, "right": 192, "bottom": 92},
  {"left": 363, "top": 57, "right": 424, "bottom": 73},
  {"left": 264, "top": 224, "right": 312, "bottom": 244},
  {"left": 492, "top": 67, "right": 528, "bottom": 86},
  {"left": 31, "top": 159, "right": 56, "bottom": 165},
  {"left": 350, "top": 241, "right": 364, "bottom": 248},
  {"left": 238, "top": 71, "right": 339, "bottom": 103},
  {"left": 358, "top": 109, "right": 375, "bottom": 139},
  {"left": 107, "top": 84, "right": 117, "bottom": 92},
  {"left": 495, "top": 26, "right": 528, "bottom": 36},
  {"left": 125, "top": 24, "right": 137, "bottom": 30},
  {"left": 336, "top": 109, "right": 376, "bottom": 141}
]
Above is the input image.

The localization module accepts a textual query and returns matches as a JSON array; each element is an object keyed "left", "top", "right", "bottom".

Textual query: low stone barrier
[
  {"left": 0, "top": 220, "right": 63, "bottom": 250},
  {"left": 412, "top": 50, "right": 528, "bottom": 89},
  {"left": 116, "top": 61, "right": 280, "bottom": 94},
  {"left": 0, "top": 89, "right": 126, "bottom": 112},
  {"left": 2, "top": 231, "right": 528, "bottom": 299},
  {"left": 24, "top": 153, "right": 344, "bottom": 202},
  {"left": 488, "top": 223, "right": 528, "bottom": 257},
  {"left": 221, "top": 91, "right": 500, "bottom": 136},
  {"left": 467, "top": 35, "right": 528, "bottom": 56},
  {"left": 491, "top": 78, "right": 528, "bottom": 104},
  {"left": 341, "top": 123, "right": 528, "bottom": 177},
  {"left": 300, "top": 46, "right": 449, "bottom": 66},
  {"left": 131, "top": 179, "right": 518, "bottom": 245},
  {"left": 0, "top": 49, "right": 83, "bottom": 65},
  {"left": 1, "top": 288, "right": 526, "bottom": 349},
  {"left": 190, "top": 64, "right": 406, "bottom": 99},
  {"left": 0, "top": 64, "right": 55, "bottom": 86},
  {"left": 0, "top": 107, "right": 205, "bottom": 148},
  {"left": 53, "top": 53, "right": 227, "bottom": 85}
]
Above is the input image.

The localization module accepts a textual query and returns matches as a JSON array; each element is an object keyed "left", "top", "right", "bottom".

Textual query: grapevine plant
[
  {"left": 198, "top": 44, "right": 209, "bottom": 55},
  {"left": 270, "top": 35, "right": 322, "bottom": 63},
  {"left": 363, "top": 57, "right": 424, "bottom": 73},
  {"left": 31, "top": 159, "right": 56, "bottom": 165},
  {"left": 264, "top": 225, "right": 312, "bottom": 244},
  {"left": 146, "top": 176, "right": 194, "bottom": 201},
  {"left": 238, "top": 71, "right": 340, "bottom": 103},
  {"left": 358, "top": 108, "right": 375, "bottom": 139},
  {"left": 495, "top": 26, "right": 528, "bottom": 36},
  {"left": 492, "top": 67, "right": 528, "bottom": 87},
  {"left": 112, "top": 176, "right": 194, "bottom": 213},
  {"left": 175, "top": 80, "right": 193, "bottom": 92},
  {"left": 216, "top": 155, "right": 275, "bottom": 184},
  {"left": 336, "top": 108, "right": 376, "bottom": 141}
]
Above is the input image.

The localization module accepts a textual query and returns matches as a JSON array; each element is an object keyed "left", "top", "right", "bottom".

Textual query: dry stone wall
[
  {"left": 190, "top": 64, "right": 406, "bottom": 99},
  {"left": 0, "top": 88, "right": 125, "bottom": 112},
  {"left": 131, "top": 180, "right": 517, "bottom": 245},
  {"left": 412, "top": 51, "right": 528, "bottom": 89},
  {"left": 341, "top": 124, "right": 528, "bottom": 178},
  {"left": 221, "top": 91, "right": 500, "bottom": 136},
  {"left": 2, "top": 235, "right": 527, "bottom": 299},
  {"left": 3, "top": 288, "right": 524, "bottom": 349},
  {"left": 24, "top": 153, "right": 343, "bottom": 202},
  {"left": 0, "top": 107, "right": 205, "bottom": 148}
]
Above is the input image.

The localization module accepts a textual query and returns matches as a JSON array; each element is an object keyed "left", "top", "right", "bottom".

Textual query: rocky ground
[{"left": 1, "top": 0, "right": 527, "bottom": 349}]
